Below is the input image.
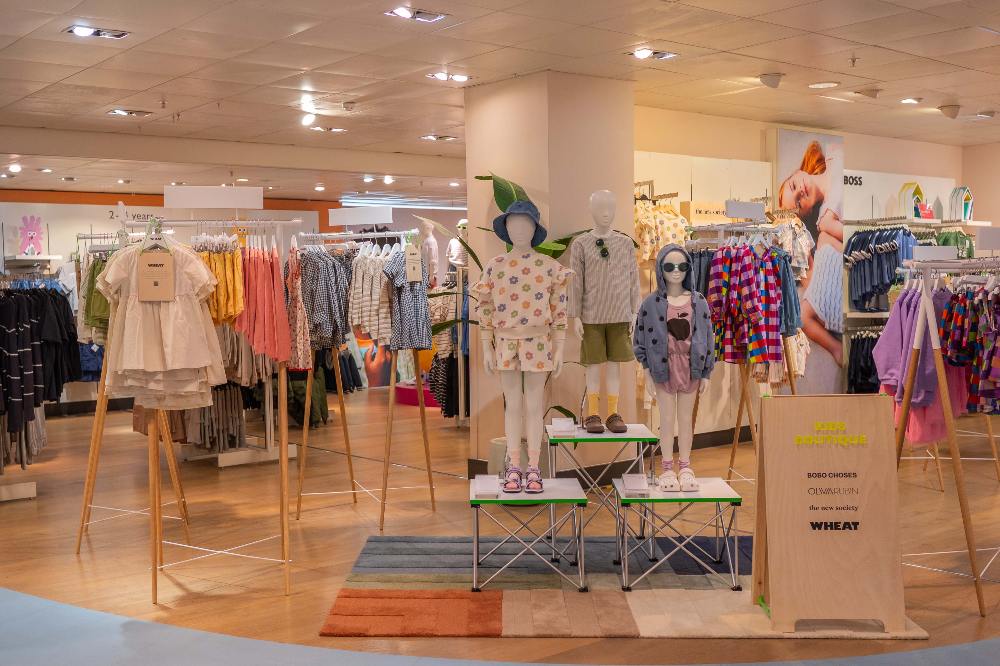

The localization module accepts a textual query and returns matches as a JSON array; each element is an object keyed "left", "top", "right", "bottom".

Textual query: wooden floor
[{"left": 1, "top": 390, "right": 1000, "bottom": 664}]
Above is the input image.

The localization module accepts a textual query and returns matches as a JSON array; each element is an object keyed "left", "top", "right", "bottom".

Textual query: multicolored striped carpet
[{"left": 320, "top": 536, "right": 926, "bottom": 639}]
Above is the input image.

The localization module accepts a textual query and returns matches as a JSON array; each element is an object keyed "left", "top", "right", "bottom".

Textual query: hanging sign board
[
  {"left": 405, "top": 243, "right": 422, "bottom": 282},
  {"left": 164, "top": 185, "right": 263, "bottom": 210},
  {"left": 680, "top": 201, "right": 728, "bottom": 224},
  {"left": 755, "top": 394, "right": 906, "bottom": 633},
  {"left": 137, "top": 252, "right": 175, "bottom": 302}
]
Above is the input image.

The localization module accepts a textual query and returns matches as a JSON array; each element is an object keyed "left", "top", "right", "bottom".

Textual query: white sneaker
[
  {"left": 678, "top": 467, "right": 699, "bottom": 492},
  {"left": 657, "top": 470, "right": 680, "bottom": 492}
]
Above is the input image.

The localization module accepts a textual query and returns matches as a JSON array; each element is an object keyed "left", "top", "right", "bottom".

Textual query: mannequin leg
[
  {"left": 585, "top": 363, "right": 603, "bottom": 416},
  {"left": 523, "top": 372, "right": 548, "bottom": 468},
  {"left": 500, "top": 370, "right": 524, "bottom": 468},
  {"left": 675, "top": 390, "right": 698, "bottom": 464},
  {"left": 655, "top": 386, "right": 679, "bottom": 473},
  {"left": 606, "top": 362, "right": 621, "bottom": 414}
]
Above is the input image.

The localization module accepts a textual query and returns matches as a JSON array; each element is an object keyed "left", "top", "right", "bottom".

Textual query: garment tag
[
  {"left": 405, "top": 244, "right": 422, "bottom": 282},
  {"left": 137, "top": 251, "right": 175, "bottom": 302},
  {"left": 91, "top": 344, "right": 99, "bottom": 353}
]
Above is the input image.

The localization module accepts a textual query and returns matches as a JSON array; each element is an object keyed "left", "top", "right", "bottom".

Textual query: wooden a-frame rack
[{"left": 293, "top": 230, "right": 435, "bottom": 532}]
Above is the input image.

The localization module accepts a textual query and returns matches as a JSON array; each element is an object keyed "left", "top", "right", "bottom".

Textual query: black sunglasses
[
  {"left": 661, "top": 261, "right": 689, "bottom": 273},
  {"left": 595, "top": 237, "right": 609, "bottom": 258}
]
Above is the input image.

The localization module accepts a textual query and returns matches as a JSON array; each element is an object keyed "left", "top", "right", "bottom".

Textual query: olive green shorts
[{"left": 580, "top": 322, "right": 634, "bottom": 366}]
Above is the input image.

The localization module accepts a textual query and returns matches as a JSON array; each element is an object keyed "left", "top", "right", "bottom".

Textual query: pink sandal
[
  {"left": 502, "top": 467, "right": 523, "bottom": 493},
  {"left": 524, "top": 467, "right": 543, "bottom": 494}
]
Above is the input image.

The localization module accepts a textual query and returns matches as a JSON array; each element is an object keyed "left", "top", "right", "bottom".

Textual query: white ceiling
[
  {"left": 0, "top": 153, "right": 467, "bottom": 206},
  {"left": 2, "top": 1, "right": 1000, "bottom": 200}
]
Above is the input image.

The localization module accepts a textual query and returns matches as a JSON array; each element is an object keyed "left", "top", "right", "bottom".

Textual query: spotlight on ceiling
[
  {"left": 900, "top": 97, "right": 922, "bottom": 104},
  {"left": 421, "top": 134, "right": 457, "bottom": 141},
  {"left": 314, "top": 184, "right": 325, "bottom": 192},
  {"left": 939, "top": 104, "right": 961, "bottom": 119},
  {"left": 107, "top": 108, "right": 152, "bottom": 117},
  {"left": 65, "top": 24, "right": 129, "bottom": 39},
  {"left": 449, "top": 182, "right": 460, "bottom": 187},
  {"left": 385, "top": 6, "right": 447, "bottom": 22},
  {"left": 7, "top": 164, "right": 21, "bottom": 173},
  {"left": 61, "top": 176, "right": 76, "bottom": 182},
  {"left": 117, "top": 178, "right": 130, "bottom": 184},
  {"left": 977, "top": 110, "right": 995, "bottom": 119},
  {"left": 383, "top": 175, "right": 395, "bottom": 185},
  {"left": 301, "top": 113, "right": 316, "bottom": 126},
  {"left": 426, "top": 72, "right": 472, "bottom": 82},
  {"left": 853, "top": 88, "right": 882, "bottom": 99},
  {"left": 759, "top": 73, "right": 784, "bottom": 89},
  {"left": 629, "top": 48, "right": 677, "bottom": 60},
  {"left": 38, "top": 168, "right": 52, "bottom": 173},
  {"left": 236, "top": 177, "right": 249, "bottom": 182},
  {"left": 363, "top": 175, "right": 375, "bottom": 183},
  {"left": 808, "top": 81, "right": 839, "bottom": 89}
]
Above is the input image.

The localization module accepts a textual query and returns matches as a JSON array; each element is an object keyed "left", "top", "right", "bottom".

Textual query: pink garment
[
  {"left": 269, "top": 247, "right": 291, "bottom": 363},
  {"left": 659, "top": 300, "right": 698, "bottom": 394},
  {"left": 252, "top": 249, "right": 269, "bottom": 355},
  {"left": 891, "top": 363, "right": 969, "bottom": 447}
]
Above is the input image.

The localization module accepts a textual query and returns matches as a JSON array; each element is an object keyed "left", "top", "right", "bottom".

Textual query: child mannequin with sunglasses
[
  {"left": 633, "top": 244, "right": 715, "bottom": 491},
  {"left": 569, "top": 190, "right": 641, "bottom": 434}
]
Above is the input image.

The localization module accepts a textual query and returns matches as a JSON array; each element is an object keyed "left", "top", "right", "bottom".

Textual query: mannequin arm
[
  {"left": 644, "top": 369, "right": 656, "bottom": 400},
  {"left": 699, "top": 378, "right": 709, "bottom": 394},
  {"left": 573, "top": 318, "right": 584, "bottom": 339},
  {"left": 481, "top": 336, "right": 496, "bottom": 375},
  {"left": 552, "top": 337, "right": 566, "bottom": 378}
]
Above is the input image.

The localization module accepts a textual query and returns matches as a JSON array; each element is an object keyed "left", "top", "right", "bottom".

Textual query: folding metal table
[
  {"left": 470, "top": 475, "right": 589, "bottom": 592},
  {"left": 613, "top": 476, "right": 743, "bottom": 592}
]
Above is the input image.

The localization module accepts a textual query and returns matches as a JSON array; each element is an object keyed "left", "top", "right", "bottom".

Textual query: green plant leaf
[
  {"left": 480, "top": 172, "right": 529, "bottom": 213},
  {"left": 414, "top": 214, "right": 482, "bottom": 271},
  {"left": 533, "top": 240, "right": 567, "bottom": 258},
  {"left": 431, "top": 318, "right": 477, "bottom": 335}
]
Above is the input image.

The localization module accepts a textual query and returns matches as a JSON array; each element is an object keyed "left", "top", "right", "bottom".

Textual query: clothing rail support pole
[
  {"left": 330, "top": 347, "right": 357, "bottom": 504},
  {"left": 379, "top": 351, "right": 399, "bottom": 532},
  {"left": 157, "top": 410, "right": 191, "bottom": 544},
  {"left": 413, "top": 348, "right": 436, "bottom": 510},
  {"left": 146, "top": 410, "right": 160, "bottom": 604},
  {"left": 918, "top": 280, "right": 986, "bottom": 616},
  {"left": 277, "top": 362, "right": 291, "bottom": 595},
  {"left": 75, "top": 335, "right": 112, "bottom": 553},
  {"left": 295, "top": 367, "right": 314, "bottom": 520},
  {"left": 982, "top": 413, "right": 1000, "bottom": 483},
  {"left": 782, "top": 337, "right": 797, "bottom": 395},
  {"left": 727, "top": 363, "right": 749, "bottom": 481}
]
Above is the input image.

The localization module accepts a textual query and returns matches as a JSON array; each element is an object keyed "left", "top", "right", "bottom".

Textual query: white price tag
[{"left": 405, "top": 244, "right": 422, "bottom": 283}]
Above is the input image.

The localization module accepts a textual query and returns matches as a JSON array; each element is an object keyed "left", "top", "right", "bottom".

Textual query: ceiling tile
[
  {"left": 449, "top": 47, "right": 577, "bottom": 75},
  {"left": 99, "top": 50, "right": 218, "bottom": 76},
  {"left": 62, "top": 68, "right": 173, "bottom": 90},
  {"left": 736, "top": 34, "right": 861, "bottom": 61},
  {"left": 0, "top": 79, "right": 52, "bottom": 99},
  {"left": 756, "top": 0, "right": 906, "bottom": 30},
  {"left": 224, "top": 86, "right": 320, "bottom": 106},
  {"left": 942, "top": 44, "right": 1000, "bottom": 72},
  {"left": 824, "top": 10, "right": 962, "bottom": 44},
  {"left": 507, "top": 0, "right": 661, "bottom": 24},
  {"left": 850, "top": 57, "right": 961, "bottom": 81},
  {"left": 807, "top": 46, "right": 913, "bottom": 75},
  {"left": 439, "top": 11, "right": 576, "bottom": 46},
  {"left": 678, "top": 0, "right": 817, "bottom": 17},
  {"left": 595, "top": 4, "right": 737, "bottom": 38},
  {"left": 233, "top": 43, "right": 355, "bottom": 70},
  {"left": 139, "top": 29, "right": 268, "bottom": 60},
  {"left": 673, "top": 18, "right": 802, "bottom": 51},
  {"left": 516, "top": 27, "right": 645, "bottom": 58},
  {"left": 922, "top": 1, "right": 1000, "bottom": 24},
  {"left": 190, "top": 62, "right": 303, "bottom": 86},
  {"left": 0, "top": 0, "right": 81, "bottom": 13},
  {"left": 0, "top": 60, "right": 82, "bottom": 82},
  {"left": 884, "top": 26, "right": 1000, "bottom": 58},
  {"left": 315, "top": 54, "right": 434, "bottom": 79},
  {"left": 377, "top": 36, "right": 503, "bottom": 65},
  {"left": 0, "top": 38, "right": 119, "bottom": 67},
  {"left": 70, "top": 0, "right": 232, "bottom": 26},
  {"left": 288, "top": 20, "right": 412, "bottom": 53},
  {"left": 0, "top": 9, "right": 59, "bottom": 38},
  {"left": 151, "top": 77, "right": 256, "bottom": 98},
  {"left": 111, "top": 90, "right": 212, "bottom": 115},
  {"left": 272, "top": 72, "right": 381, "bottom": 94},
  {"left": 181, "top": 5, "right": 324, "bottom": 41}
]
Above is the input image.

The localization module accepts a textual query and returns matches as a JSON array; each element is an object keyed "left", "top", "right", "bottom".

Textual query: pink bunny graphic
[{"left": 19, "top": 215, "right": 43, "bottom": 255}]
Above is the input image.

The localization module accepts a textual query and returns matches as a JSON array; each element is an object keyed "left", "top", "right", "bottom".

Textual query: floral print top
[{"left": 472, "top": 251, "right": 573, "bottom": 340}]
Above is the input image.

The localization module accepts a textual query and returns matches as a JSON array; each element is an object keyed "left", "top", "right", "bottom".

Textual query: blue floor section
[{"left": 2, "top": 587, "right": 999, "bottom": 665}]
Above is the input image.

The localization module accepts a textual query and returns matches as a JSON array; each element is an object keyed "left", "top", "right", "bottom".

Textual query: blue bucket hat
[{"left": 492, "top": 200, "right": 547, "bottom": 248}]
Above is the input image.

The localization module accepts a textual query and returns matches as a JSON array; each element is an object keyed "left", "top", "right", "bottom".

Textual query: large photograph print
[{"left": 775, "top": 128, "right": 844, "bottom": 393}]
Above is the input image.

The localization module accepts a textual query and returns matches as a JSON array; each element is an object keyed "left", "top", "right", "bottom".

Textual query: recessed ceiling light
[
  {"left": 449, "top": 182, "right": 460, "bottom": 187},
  {"left": 386, "top": 6, "right": 447, "bottom": 22},
  {"left": 421, "top": 134, "right": 457, "bottom": 141},
  {"left": 107, "top": 108, "right": 152, "bottom": 117},
  {"left": 632, "top": 47, "right": 654, "bottom": 59},
  {"left": 977, "top": 110, "right": 995, "bottom": 119},
  {"left": 384, "top": 175, "right": 394, "bottom": 185},
  {"left": 363, "top": 175, "right": 375, "bottom": 183},
  {"left": 431, "top": 71, "right": 448, "bottom": 81},
  {"left": 7, "top": 164, "right": 21, "bottom": 173},
  {"left": 65, "top": 25, "right": 129, "bottom": 39},
  {"left": 425, "top": 72, "right": 472, "bottom": 83},
  {"left": 301, "top": 112, "right": 316, "bottom": 126},
  {"left": 309, "top": 126, "right": 348, "bottom": 132},
  {"left": 450, "top": 73, "right": 469, "bottom": 83},
  {"left": 314, "top": 184, "right": 325, "bottom": 192},
  {"left": 818, "top": 95, "right": 852, "bottom": 103},
  {"left": 61, "top": 176, "right": 76, "bottom": 182},
  {"left": 0, "top": 174, "right": 10, "bottom": 179},
  {"left": 38, "top": 168, "right": 52, "bottom": 173},
  {"left": 267, "top": 186, "right": 275, "bottom": 190},
  {"left": 901, "top": 97, "right": 921, "bottom": 104},
  {"left": 809, "top": 81, "right": 839, "bottom": 89},
  {"left": 117, "top": 178, "right": 130, "bottom": 184},
  {"left": 629, "top": 48, "right": 677, "bottom": 60},
  {"left": 236, "top": 177, "right": 249, "bottom": 182}
]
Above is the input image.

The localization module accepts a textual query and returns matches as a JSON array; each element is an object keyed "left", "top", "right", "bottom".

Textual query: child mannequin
[{"left": 633, "top": 244, "right": 715, "bottom": 492}]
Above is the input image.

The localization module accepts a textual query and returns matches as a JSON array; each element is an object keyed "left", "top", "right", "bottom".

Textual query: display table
[
  {"left": 613, "top": 476, "right": 742, "bottom": 592},
  {"left": 545, "top": 424, "right": 659, "bottom": 536},
  {"left": 470, "top": 475, "right": 588, "bottom": 592}
]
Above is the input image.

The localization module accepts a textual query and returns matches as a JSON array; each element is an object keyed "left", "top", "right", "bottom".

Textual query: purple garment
[
  {"left": 910, "top": 289, "right": 953, "bottom": 406},
  {"left": 873, "top": 290, "right": 909, "bottom": 391},
  {"left": 877, "top": 288, "right": 952, "bottom": 408}
]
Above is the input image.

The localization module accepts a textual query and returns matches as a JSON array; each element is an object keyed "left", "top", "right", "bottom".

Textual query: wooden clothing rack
[
  {"left": 293, "top": 230, "right": 435, "bottom": 532},
  {"left": 889, "top": 258, "right": 1000, "bottom": 617}
]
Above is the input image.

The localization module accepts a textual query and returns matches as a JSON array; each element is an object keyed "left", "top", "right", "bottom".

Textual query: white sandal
[
  {"left": 678, "top": 467, "right": 699, "bottom": 492},
  {"left": 657, "top": 469, "right": 680, "bottom": 492}
]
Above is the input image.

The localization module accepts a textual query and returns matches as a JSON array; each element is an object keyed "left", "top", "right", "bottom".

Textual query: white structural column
[{"left": 465, "top": 71, "right": 635, "bottom": 467}]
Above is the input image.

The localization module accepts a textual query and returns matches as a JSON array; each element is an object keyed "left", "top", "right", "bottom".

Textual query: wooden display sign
[
  {"left": 754, "top": 394, "right": 906, "bottom": 633},
  {"left": 680, "top": 201, "right": 729, "bottom": 224}
]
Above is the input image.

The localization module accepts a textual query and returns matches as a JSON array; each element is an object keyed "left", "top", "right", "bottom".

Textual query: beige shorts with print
[{"left": 495, "top": 335, "right": 554, "bottom": 373}]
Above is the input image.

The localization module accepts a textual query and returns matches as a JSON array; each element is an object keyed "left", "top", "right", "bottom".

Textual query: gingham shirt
[
  {"left": 383, "top": 251, "right": 432, "bottom": 351},
  {"left": 568, "top": 230, "right": 641, "bottom": 324}
]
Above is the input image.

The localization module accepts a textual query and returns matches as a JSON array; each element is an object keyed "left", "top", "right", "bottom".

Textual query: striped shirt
[{"left": 568, "top": 230, "right": 641, "bottom": 324}]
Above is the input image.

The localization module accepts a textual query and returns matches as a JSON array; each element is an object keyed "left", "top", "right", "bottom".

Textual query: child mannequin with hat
[{"left": 472, "top": 201, "right": 573, "bottom": 493}]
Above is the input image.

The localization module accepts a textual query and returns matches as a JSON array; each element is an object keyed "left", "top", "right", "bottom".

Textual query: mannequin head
[
  {"left": 505, "top": 214, "right": 536, "bottom": 250},
  {"left": 457, "top": 218, "right": 468, "bottom": 238},
  {"left": 590, "top": 190, "right": 616, "bottom": 232},
  {"left": 662, "top": 249, "right": 689, "bottom": 296},
  {"left": 419, "top": 218, "right": 434, "bottom": 238}
]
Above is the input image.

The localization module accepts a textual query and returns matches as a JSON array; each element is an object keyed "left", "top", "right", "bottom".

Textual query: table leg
[
  {"left": 715, "top": 501, "right": 722, "bottom": 562},
  {"left": 548, "top": 444, "right": 558, "bottom": 563},
  {"left": 577, "top": 504, "right": 587, "bottom": 592},
  {"left": 733, "top": 504, "right": 741, "bottom": 591},
  {"left": 472, "top": 506, "right": 480, "bottom": 592},
  {"left": 613, "top": 498, "right": 622, "bottom": 566},
  {"left": 622, "top": 505, "right": 631, "bottom": 592},
  {"left": 646, "top": 503, "right": 657, "bottom": 562}
]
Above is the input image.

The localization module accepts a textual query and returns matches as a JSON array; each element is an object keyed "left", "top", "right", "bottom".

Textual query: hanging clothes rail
[{"left": 294, "top": 227, "right": 435, "bottom": 532}]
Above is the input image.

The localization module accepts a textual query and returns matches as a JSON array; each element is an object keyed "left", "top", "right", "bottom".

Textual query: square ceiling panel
[
  {"left": 515, "top": 26, "right": 645, "bottom": 58},
  {"left": 288, "top": 20, "right": 413, "bottom": 53},
  {"left": 0, "top": 38, "right": 119, "bottom": 67},
  {"left": 439, "top": 11, "right": 577, "bottom": 46},
  {"left": 181, "top": 5, "right": 325, "bottom": 41},
  {"left": 190, "top": 62, "right": 303, "bottom": 86},
  {"left": 672, "top": 18, "right": 802, "bottom": 51},
  {"left": 234, "top": 43, "right": 356, "bottom": 70},
  {"left": 755, "top": 0, "right": 907, "bottom": 31},
  {"left": 0, "top": 60, "right": 82, "bottom": 83},
  {"left": 62, "top": 67, "right": 173, "bottom": 90},
  {"left": 99, "top": 50, "right": 218, "bottom": 77},
  {"left": 378, "top": 35, "right": 503, "bottom": 65},
  {"left": 884, "top": 26, "right": 1000, "bottom": 58},
  {"left": 139, "top": 29, "right": 268, "bottom": 60},
  {"left": 273, "top": 72, "right": 380, "bottom": 94},
  {"left": 825, "top": 10, "right": 963, "bottom": 44}
]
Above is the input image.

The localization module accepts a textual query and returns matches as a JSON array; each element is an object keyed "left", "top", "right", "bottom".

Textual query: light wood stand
[
  {"left": 892, "top": 271, "right": 986, "bottom": 617},
  {"left": 294, "top": 351, "right": 357, "bottom": 520}
]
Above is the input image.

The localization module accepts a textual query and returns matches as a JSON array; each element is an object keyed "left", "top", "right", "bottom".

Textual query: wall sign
[{"left": 755, "top": 394, "right": 906, "bottom": 633}]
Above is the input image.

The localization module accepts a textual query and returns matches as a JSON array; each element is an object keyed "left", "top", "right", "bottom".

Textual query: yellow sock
[
  {"left": 608, "top": 394, "right": 619, "bottom": 415},
  {"left": 587, "top": 393, "right": 601, "bottom": 417}
]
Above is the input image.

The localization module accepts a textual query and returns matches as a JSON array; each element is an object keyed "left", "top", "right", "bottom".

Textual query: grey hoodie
[{"left": 632, "top": 244, "right": 716, "bottom": 384}]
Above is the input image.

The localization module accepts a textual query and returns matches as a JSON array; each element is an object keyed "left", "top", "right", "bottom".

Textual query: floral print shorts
[{"left": 495, "top": 335, "right": 555, "bottom": 373}]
